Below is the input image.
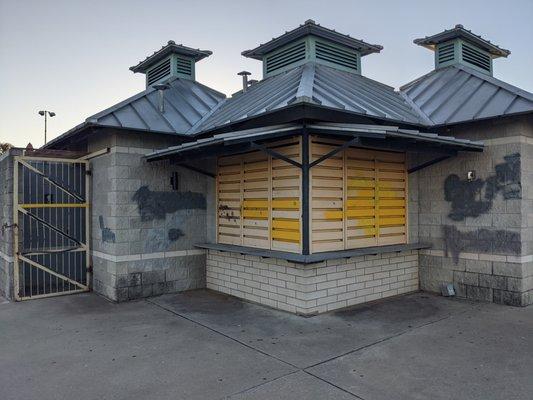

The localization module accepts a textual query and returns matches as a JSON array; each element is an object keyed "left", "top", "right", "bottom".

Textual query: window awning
[{"left": 145, "top": 122, "right": 483, "bottom": 163}]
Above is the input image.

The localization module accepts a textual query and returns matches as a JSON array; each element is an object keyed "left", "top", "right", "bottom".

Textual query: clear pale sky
[{"left": 1, "top": 0, "right": 532, "bottom": 147}]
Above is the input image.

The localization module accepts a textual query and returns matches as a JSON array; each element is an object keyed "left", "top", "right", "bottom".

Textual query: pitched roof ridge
[
  {"left": 86, "top": 84, "right": 157, "bottom": 122},
  {"left": 188, "top": 96, "right": 229, "bottom": 134},
  {"left": 398, "top": 91, "right": 434, "bottom": 125},
  {"left": 399, "top": 66, "right": 451, "bottom": 92},
  {"left": 294, "top": 62, "right": 316, "bottom": 101}
]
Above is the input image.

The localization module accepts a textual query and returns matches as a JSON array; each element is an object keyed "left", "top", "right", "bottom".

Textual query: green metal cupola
[
  {"left": 414, "top": 24, "right": 510, "bottom": 76},
  {"left": 130, "top": 41, "right": 212, "bottom": 87},
  {"left": 241, "top": 20, "right": 383, "bottom": 78}
]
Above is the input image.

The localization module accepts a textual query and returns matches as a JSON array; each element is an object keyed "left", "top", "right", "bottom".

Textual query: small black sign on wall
[{"left": 170, "top": 171, "right": 179, "bottom": 191}]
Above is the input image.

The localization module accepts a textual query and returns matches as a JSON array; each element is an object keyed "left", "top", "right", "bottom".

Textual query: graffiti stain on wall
[
  {"left": 444, "top": 153, "right": 521, "bottom": 221},
  {"left": 99, "top": 216, "right": 115, "bottom": 243},
  {"left": 443, "top": 225, "right": 521, "bottom": 264},
  {"left": 132, "top": 186, "right": 207, "bottom": 221},
  {"left": 168, "top": 228, "right": 184, "bottom": 241}
]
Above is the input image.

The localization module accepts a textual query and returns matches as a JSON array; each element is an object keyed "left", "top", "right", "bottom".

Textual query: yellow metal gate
[{"left": 13, "top": 155, "right": 90, "bottom": 300}]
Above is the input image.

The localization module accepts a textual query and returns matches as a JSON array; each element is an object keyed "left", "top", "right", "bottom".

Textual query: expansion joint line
[{"left": 146, "top": 297, "right": 468, "bottom": 400}]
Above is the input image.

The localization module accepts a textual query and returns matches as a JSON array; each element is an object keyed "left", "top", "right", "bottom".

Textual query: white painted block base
[{"left": 206, "top": 249, "right": 419, "bottom": 315}]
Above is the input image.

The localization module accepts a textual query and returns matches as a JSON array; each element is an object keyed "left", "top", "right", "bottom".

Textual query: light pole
[{"left": 38, "top": 110, "right": 56, "bottom": 144}]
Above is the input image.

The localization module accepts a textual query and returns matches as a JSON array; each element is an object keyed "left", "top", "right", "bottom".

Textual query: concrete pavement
[{"left": 0, "top": 290, "right": 531, "bottom": 399}]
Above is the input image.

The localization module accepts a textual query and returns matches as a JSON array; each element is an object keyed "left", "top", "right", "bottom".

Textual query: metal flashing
[{"left": 195, "top": 242, "right": 431, "bottom": 264}]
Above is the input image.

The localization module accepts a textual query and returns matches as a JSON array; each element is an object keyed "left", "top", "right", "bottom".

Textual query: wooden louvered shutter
[
  {"left": 375, "top": 151, "right": 407, "bottom": 245},
  {"left": 216, "top": 155, "right": 242, "bottom": 245},
  {"left": 270, "top": 138, "right": 301, "bottom": 253},
  {"left": 310, "top": 138, "right": 344, "bottom": 252},
  {"left": 242, "top": 151, "right": 270, "bottom": 249},
  {"left": 345, "top": 147, "right": 378, "bottom": 248}
]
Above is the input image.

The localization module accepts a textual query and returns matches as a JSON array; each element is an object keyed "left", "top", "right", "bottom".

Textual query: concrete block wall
[
  {"left": 0, "top": 149, "right": 19, "bottom": 300},
  {"left": 206, "top": 249, "right": 419, "bottom": 315},
  {"left": 87, "top": 131, "right": 211, "bottom": 301},
  {"left": 418, "top": 115, "right": 533, "bottom": 306},
  {"left": 520, "top": 139, "right": 533, "bottom": 304}
]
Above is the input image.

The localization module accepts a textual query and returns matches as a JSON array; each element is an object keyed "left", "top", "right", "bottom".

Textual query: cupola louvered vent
[
  {"left": 147, "top": 59, "right": 171, "bottom": 85},
  {"left": 265, "top": 41, "right": 306, "bottom": 75},
  {"left": 461, "top": 42, "right": 491, "bottom": 73},
  {"left": 315, "top": 40, "right": 359, "bottom": 72},
  {"left": 131, "top": 42, "right": 211, "bottom": 88},
  {"left": 437, "top": 42, "right": 455, "bottom": 65},
  {"left": 176, "top": 56, "right": 193, "bottom": 76}
]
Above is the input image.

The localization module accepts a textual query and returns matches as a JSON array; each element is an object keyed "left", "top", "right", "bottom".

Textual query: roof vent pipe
[
  {"left": 153, "top": 83, "right": 170, "bottom": 113},
  {"left": 237, "top": 71, "right": 251, "bottom": 92}
]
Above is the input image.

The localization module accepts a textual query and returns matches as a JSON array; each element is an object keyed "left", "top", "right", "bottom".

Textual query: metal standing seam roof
[
  {"left": 86, "top": 77, "right": 225, "bottom": 134},
  {"left": 399, "top": 64, "right": 533, "bottom": 126},
  {"left": 145, "top": 122, "right": 483, "bottom": 161},
  {"left": 195, "top": 62, "right": 425, "bottom": 132}
]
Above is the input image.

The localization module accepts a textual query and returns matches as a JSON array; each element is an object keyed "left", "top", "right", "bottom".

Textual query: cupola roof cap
[
  {"left": 130, "top": 41, "right": 212, "bottom": 73},
  {"left": 414, "top": 24, "right": 510, "bottom": 58},
  {"left": 242, "top": 19, "right": 383, "bottom": 60}
]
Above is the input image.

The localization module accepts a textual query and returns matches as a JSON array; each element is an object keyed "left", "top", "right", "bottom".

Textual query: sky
[{"left": 0, "top": 0, "right": 532, "bottom": 147}]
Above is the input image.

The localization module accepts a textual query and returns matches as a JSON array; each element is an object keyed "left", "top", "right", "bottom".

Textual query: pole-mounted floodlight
[{"left": 38, "top": 110, "right": 56, "bottom": 144}]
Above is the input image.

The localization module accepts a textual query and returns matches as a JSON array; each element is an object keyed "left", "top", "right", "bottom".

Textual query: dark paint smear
[
  {"left": 168, "top": 228, "right": 184, "bottom": 241},
  {"left": 132, "top": 186, "right": 206, "bottom": 221},
  {"left": 335, "top": 294, "right": 440, "bottom": 322},
  {"left": 443, "top": 225, "right": 521, "bottom": 264},
  {"left": 444, "top": 153, "right": 521, "bottom": 221},
  {"left": 99, "top": 215, "right": 115, "bottom": 243}
]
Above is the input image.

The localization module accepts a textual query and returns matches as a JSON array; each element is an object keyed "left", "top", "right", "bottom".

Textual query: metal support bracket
[
  {"left": 251, "top": 142, "right": 302, "bottom": 169},
  {"left": 309, "top": 137, "right": 361, "bottom": 168},
  {"left": 408, "top": 155, "right": 453, "bottom": 174},
  {"left": 177, "top": 163, "right": 216, "bottom": 178}
]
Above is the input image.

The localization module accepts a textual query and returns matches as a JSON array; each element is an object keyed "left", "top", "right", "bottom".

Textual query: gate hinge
[
  {"left": 87, "top": 265, "right": 93, "bottom": 273},
  {"left": 86, "top": 170, "right": 92, "bottom": 176}
]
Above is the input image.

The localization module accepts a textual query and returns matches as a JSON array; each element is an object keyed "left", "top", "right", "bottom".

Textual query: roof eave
[
  {"left": 432, "top": 109, "right": 533, "bottom": 129},
  {"left": 192, "top": 101, "right": 426, "bottom": 138},
  {"left": 44, "top": 122, "right": 194, "bottom": 150}
]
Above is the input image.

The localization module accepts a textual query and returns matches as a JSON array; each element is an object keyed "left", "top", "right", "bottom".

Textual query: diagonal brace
[
  {"left": 309, "top": 137, "right": 361, "bottom": 168},
  {"left": 18, "top": 206, "right": 82, "bottom": 246},
  {"left": 19, "top": 159, "right": 85, "bottom": 202},
  {"left": 177, "top": 163, "right": 216, "bottom": 178},
  {"left": 18, "top": 254, "right": 87, "bottom": 290},
  {"left": 251, "top": 142, "right": 302, "bottom": 169},
  {"left": 407, "top": 155, "right": 454, "bottom": 174}
]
